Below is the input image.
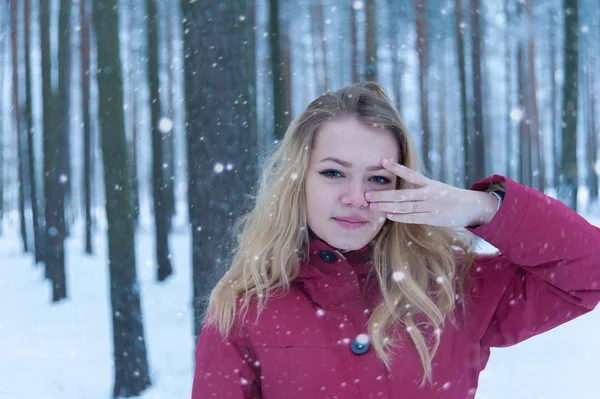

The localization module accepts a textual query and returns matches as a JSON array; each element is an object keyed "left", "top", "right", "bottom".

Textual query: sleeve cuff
[{"left": 465, "top": 175, "right": 531, "bottom": 250}]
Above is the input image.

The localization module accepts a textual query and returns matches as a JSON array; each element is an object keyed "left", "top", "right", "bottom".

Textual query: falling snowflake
[
  {"left": 158, "top": 117, "right": 173, "bottom": 133},
  {"left": 510, "top": 108, "right": 524, "bottom": 121},
  {"left": 214, "top": 163, "right": 224, "bottom": 173},
  {"left": 355, "top": 333, "right": 369, "bottom": 344},
  {"left": 392, "top": 271, "right": 406, "bottom": 282},
  {"left": 352, "top": 1, "right": 363, "bottom": 10}
]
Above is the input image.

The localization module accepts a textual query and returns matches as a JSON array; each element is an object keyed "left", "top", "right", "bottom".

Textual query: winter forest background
[{"left": 0, "top": 0, "right": 599, "bottom": 397}]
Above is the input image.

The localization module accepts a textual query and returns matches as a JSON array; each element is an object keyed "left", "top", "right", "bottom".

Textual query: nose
[{"left": 340, "top": 180, "right": 368, "bottom": 208}]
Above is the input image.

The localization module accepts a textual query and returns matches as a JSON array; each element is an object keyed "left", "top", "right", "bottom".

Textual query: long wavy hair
[{"left": 203, "top": 82, "right": 477, "bottom": 386}]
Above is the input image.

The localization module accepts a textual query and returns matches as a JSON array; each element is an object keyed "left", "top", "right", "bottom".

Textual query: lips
[
  {"left": 333, "top": 216, "right": 368, "bottom": 230},
  {"left": 335, "top": 216, "right": 368, "bottom": 223}
]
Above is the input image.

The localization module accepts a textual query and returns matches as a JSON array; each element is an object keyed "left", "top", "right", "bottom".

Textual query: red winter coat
[{"left": 192, "top": 175, "right": 600, "bottom": 398}]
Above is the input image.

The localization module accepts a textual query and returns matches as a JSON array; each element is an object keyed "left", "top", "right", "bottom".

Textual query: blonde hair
[{"left": 202, "top": 82, "right": 476, "bottom": 386}]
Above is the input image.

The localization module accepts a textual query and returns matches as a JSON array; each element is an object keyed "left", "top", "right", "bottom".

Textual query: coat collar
[
  {"left": 292, "top": 238, "right": 376, "bottom": 310},
  {"left": 296, "top": 238, "right": 374, "bottom": 281}
]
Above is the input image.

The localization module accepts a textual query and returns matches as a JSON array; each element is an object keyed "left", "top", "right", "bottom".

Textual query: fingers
[
  {"left": 381, "top": 159, "right": 429, "bottom": 186},
  {"left": 365, "top": 188, "right": 421, "bottom": 202},
  {"left": 385, "top": 212, "right": 426, "bottom": 224},
  {"left": 370, "top": 201, "right": 428, "bottom": 214}
]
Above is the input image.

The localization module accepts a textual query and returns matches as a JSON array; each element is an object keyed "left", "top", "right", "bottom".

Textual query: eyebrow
[{"left": 318, "top": 157, "right": 386, "bottom": 172}]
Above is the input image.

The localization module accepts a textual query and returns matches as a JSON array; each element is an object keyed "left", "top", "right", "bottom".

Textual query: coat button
[
  {"left": 352, "top": 338, "right": 369, "bottom": 355},
  {"left": 351, "top": 334, "right": 369, "bottom": 355},
  {"left": 319, "top": 250, "right": 337, "bottom": 263}
]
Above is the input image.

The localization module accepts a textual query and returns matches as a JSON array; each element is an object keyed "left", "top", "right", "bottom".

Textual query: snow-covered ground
[{"left": 1, "top": 213, "right": 599, "bottom": 399}]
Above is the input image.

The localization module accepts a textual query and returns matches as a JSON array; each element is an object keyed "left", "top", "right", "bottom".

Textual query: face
[{"left": 305, "top": 117, "right": 399, "bottom": 251}]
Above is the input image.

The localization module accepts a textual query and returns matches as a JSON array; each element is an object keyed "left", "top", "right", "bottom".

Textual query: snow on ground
[
  {"left": 0, "top": 213, "right": 599, "bottom": 399},
  {"left": 0, "top": 217, "right": 194, "bottom": 399}
]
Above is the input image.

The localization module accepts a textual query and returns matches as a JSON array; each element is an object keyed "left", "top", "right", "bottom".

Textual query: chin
[{"left": 323, "top": 235, "right": 370, "bottom": 251}]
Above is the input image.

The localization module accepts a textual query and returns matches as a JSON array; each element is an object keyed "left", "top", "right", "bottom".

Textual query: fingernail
[
  {"left": 365, "top": 192, "right": 373, "bottom": 200},
  {"left": 382, "top": 158, "right": 391, "bottom": 165},
  {"left": 370, "top": 203, "right": 378, "bottom": 209}
]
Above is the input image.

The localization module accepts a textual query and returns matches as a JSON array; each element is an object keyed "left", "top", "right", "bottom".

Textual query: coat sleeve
[
  {"left": 464, "top": 175, "right": 600, "bottom": 349},
  {"left": 192, "top": 319, "right": 261, "bottom": 399}
]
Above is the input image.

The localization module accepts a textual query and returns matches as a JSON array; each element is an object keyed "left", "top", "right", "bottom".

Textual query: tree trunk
[
  {"left": 90, "top": 16, "right": 99, "bottom": 236},
  {"left": 518, "top": 43, "right": 532, "bottom": 187},
  {"left": 126, "top": 0, "right": 140, "bottom": 227},
  {"left": 25, "top": 0, "right": 42, "bottom": 263},
  {"left": 0, "top": 13, "right": 4, "bottom": 236},
  {"left": 93, "top": 0, "right": 152, "bottom": 395},
  {"left": 128, "top": 0, "right": 141, "bottom": 229},
  {"left": 269, "top": 0, "right": 289, "bottom": 140},
  {"left": 455, "top": 0, "right": 470, "bottom": 187},
  {"left": 41, "top": 0, "right": 67, "bottom": 300},
  {"left": 416, "top": 0, "right": 429, "bottom": 174},
  {"left": 560, "top": 0, "right": 579, "bottom": 210},
  {"left": 517, "top": 44, "right": 526, "bottom": 185},
  {"left": 504, "top": 0, "right": 512, "bottom": 179},
  {"left": 351, "top": 3, "right": 359, "bottom": 83},
  {"left": 549, "top": 9, "right": 559, "bottom": 190},
  {"left": 470, "top": 0, "right": 485, "bottom": 183},
  {"left": 165, "top": 5, "right": 176, "bottom": 225},
  {"left": 320, "top": 5, "right": 328, "bottom": 93},
  {"left": 392, "top": 51, "right": 402, "bottom": 115},
  {"left": 365, "top": 0, "right": 377, "bottom": 81},
  {"left": 12, "top": 0, "right": 29, "bottom": 253},
  {"left": 81, "top": 0, "right": 92, "bottom": 255},
  {"left": 17, "top": 106, "right": 29, "bottom": 254},
  {"left": 59, "top": 0, "right": 72, "bottom": 237},
  {"left": 388, "top": 0, "right": 403, "bottom": 115},
  {"left": 526, "top": 0, "right": 543, "bottom": 192},
  {"left": 147, "top": 0, "right": 173, "bottom": 282},
  {"left": 282, "top": 27, "right": 292, "bottom": 124},
  {"left": 586, "top": 63, "right": 598, "bottom": 202},
  {"left": 181, "top": 0, "right": 257, "bottom": 341},
  {"left": 439, "top": 41, "right": 448, "bottom": 183},
  {"left": 311, "top": 3, "right": 328, "bottom": 94}
]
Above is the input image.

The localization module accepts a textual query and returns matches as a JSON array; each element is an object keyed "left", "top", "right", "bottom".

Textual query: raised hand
[{"left": 365, "top": 159, "right": 499, "bottom": 227}]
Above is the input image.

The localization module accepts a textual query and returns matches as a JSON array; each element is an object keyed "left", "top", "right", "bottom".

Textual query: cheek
[
  {"left": 305, "top": 175, "right": 318, "bottom": 199},
  {"left": 307, "top": 176, "right": 334, "bottom": 200},
  {"left": 305, "top": 179, "right": 338, "bottom": 221},
  {"left": 373, "top": 214, "right": 387, "bottom": 228},
  {"left": 304, "top": 177, "right": 323, "bottom": 218}
]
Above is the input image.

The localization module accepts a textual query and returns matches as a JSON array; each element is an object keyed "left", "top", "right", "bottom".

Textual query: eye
[
  {"left": 371, "top": 176, "right": 391, "bottom": 185},
  {"left": 319, "top": 170, "right": 343, "bottom": 178}
]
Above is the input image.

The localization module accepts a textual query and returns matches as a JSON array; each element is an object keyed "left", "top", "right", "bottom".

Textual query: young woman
[{"left": 191, "top": 82, "right": 600, "bottom": 398}]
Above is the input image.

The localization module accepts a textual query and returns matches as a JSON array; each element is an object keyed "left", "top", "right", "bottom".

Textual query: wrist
[
  {"left": 488, "top": 190, "right": 504, "bottom": 211},
  {"left": 467, "top": 190, "right": 500, "bottom": 227}
]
